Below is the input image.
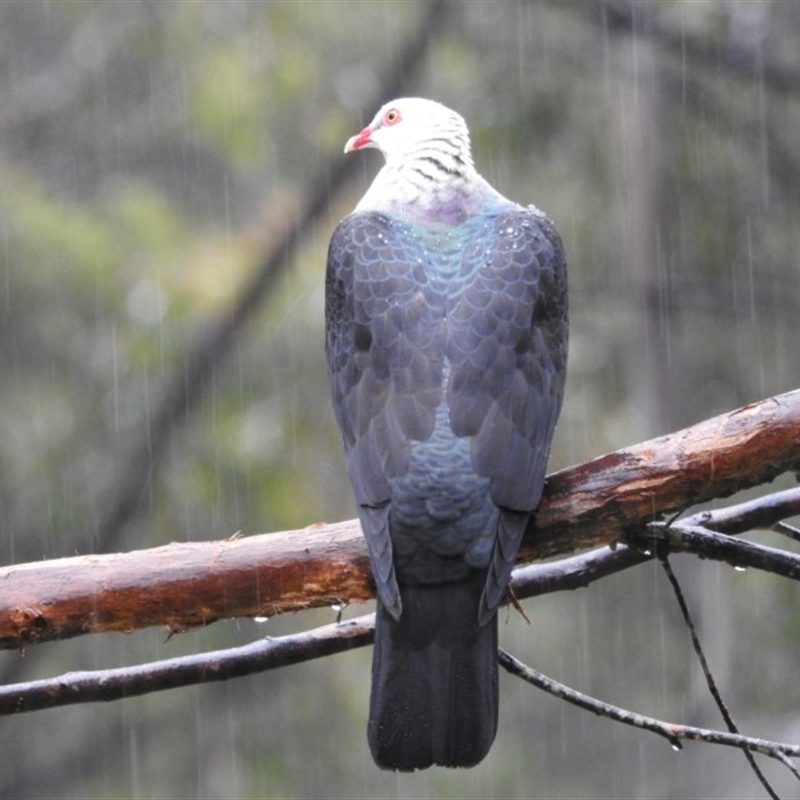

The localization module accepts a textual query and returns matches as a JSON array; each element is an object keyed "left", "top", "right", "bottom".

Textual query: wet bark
[{"left": 1, "top": 388, "right": 799, "bottom": 650}]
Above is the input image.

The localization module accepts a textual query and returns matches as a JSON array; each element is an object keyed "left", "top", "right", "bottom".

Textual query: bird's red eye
[{"left": 383, "top": 108, "right": 401, "bottom": 126}]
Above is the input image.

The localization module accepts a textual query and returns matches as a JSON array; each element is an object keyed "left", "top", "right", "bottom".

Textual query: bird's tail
[{"left": 367, "top": 571, "right": 498, "bottom": 770}]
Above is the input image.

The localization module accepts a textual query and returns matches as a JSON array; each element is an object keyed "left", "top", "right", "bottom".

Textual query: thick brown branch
[
  {"left": 3, "top": 526, "right": 800, "bottom": 719},
  {"left": 521, "top": 388, "right": 800, "bottom": 561},
  {"left": 0, "top": 521, "right": 370, "bottom": 649},
  {"left": 1, "top": 388, "right": 799, "bottom": 650}
]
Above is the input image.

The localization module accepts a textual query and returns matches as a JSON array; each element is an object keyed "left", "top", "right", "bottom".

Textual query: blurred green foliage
[{"left": 1, "top": 1, "right": 799, "bottom": 798}]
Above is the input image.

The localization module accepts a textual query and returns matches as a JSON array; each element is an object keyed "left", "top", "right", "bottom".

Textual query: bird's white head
[
  {"left": 344, "top": 97, "right": 475, "bottom": 172},
  {"left": 343, "top": 98, "right": 498, "bottom": 222}
]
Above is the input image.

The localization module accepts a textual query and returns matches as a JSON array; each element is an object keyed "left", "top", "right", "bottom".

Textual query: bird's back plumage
[{"left": 325, "top": 98, "right": 568, "bottom": 770}]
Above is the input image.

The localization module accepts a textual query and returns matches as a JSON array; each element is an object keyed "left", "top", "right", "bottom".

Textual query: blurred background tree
[{"left": 1, "top": 1, "right": 799, "bottom": 797}]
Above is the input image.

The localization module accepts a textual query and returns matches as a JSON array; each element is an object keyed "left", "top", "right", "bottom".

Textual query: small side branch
[
  {"left": 679, "top": 487, "right": 800, "bottom": 536},
  {"left": 635, "top": 522, "right": 800, "bottom": 580},
  {"left": 0, "top": 614, "right": 375, "bottom": 715},
  {"left": 660, "top": 557, "right": 780, "bottom": 798},
  {"left": 5, "top": 607, "right": 800, "bottom": 787},
  {"left": 497, "top": 649, "right": 800, "bottom": 775},
  {"left": 509, "top": 544, "right": 649, "bottom": 600}
]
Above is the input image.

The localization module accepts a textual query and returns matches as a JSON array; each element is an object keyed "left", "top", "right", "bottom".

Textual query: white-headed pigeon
[{"left": 325, "top": 98, "right": 568, "bottom": 770}]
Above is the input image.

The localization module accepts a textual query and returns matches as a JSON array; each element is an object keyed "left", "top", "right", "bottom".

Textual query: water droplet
[
  {"left": 254, "top": 616, "right": 270, "bottom": 623},
  {"left": 733, "top": 565, "right": 747, "bottom": 573}
]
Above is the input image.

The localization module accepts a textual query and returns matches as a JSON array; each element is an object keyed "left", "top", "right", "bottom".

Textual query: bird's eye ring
[{"left": 383, "top": 109, "right": 401, "bottom": 126}]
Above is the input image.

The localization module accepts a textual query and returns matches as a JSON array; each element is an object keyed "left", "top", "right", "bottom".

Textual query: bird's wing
[
  {"left": 445, "top": 207, "right": 569, "bottom": 618},
  {"left": 325, "top": 211, "right": 445, "bottom": 618}
]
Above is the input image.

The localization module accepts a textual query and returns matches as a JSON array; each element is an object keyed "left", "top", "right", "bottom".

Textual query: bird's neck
[{"left": 355, "top": 157, "right": 501, "bottom": 227}]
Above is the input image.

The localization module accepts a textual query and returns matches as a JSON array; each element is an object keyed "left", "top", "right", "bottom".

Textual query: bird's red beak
[{"left": 344, "top": 125, "right": 373, "bottom": 154}]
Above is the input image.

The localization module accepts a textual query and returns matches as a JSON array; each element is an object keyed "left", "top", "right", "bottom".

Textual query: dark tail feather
[{"left": 367, "top": 572, "right": 498, "bottom": 770}]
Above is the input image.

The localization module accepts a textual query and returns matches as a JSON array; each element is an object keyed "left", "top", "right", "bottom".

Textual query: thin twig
[
  {"left": 634, "top": 522, "right": 800, "bottom": 580},
  {"left": 509, "top": 544, "right": 649, "bottom": 601},
  {"left": 497, "top": 649, "right": 800, "bottom": 765},
  {"left": 679, "top": 488, "right": 800, "bottom": 536},
  {"left": 773, "top": 522, "right": 800, "bottom": 544},
  {"left": 4, "top": 607, "right": 800, "bottom": 788},
  {"left": 660, "top": 557, "right": 780, "bottom": 799},
  {"left": 0, "top": 614, "right": 375, "bottom": 715}
]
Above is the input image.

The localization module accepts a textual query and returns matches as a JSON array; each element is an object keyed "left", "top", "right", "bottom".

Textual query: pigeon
[{"left": 325, "top": 97, "right": 568, "bottom": 770}]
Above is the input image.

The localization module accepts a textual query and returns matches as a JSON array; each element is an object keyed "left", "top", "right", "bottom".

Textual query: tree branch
[
  {"left": 497, "top": 649, "right": 800, "bottom": 771},
  {"left": 5, "top": 603, "right": 800, "bottom": 790},
  {"left": 527, "top": 388, "right": 800, "bottom": 561},
  {"left": 679, "top": 488, "right": 800, "bottom": 536},
  {"left": 659, "top": 556, "right": 781, "bottom": 798},
  {"left": 634, "top": 522, "right": 800, "bottom": 579},
  {"left": 1, "top": 466, "right": 800, "bottom": 717},
  {"left": 0, "top": 614, "right": 375, "bottom": 715},
  {"left": 1, "top": 389, "right": 799, "bottom": 650}
]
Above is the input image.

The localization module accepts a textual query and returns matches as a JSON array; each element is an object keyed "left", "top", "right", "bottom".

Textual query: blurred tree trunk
[
  {"left": 617, "top": 39, "right": 672, "bottom": 437},
  {"left": 615, "top": 37, "right": 739, "bottom": 706}
]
